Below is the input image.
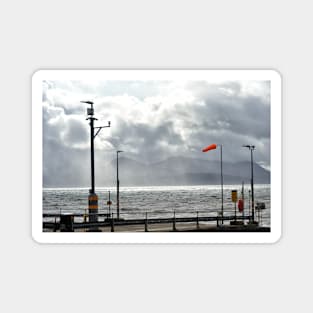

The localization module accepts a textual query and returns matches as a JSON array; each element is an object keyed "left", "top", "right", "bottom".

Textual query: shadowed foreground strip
[{"left": 43, "top": 215, "right": 270, "bottom": 232}]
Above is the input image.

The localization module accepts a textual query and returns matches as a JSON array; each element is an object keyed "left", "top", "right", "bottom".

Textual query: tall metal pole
[
  {"left": 242, "top": 181, "right": 245, "bottom": 221},
  {"left": 90, "top": 113, "right": 95, "bottom": 194},
  {"left": 248, "top": 189, "right": 251, "bottom": 218},
  {"left": 243, "top": 145, "right": 255, "bottom": 224},
  {"left": 250, "top": 147, "right": 255, "bottom": 223},
  {"left": 117, "top": 151, "right": 119, "bottom": 219},
  {"left": 82, "top": 100, "right": 110, "bottom": 225},
  {"left": 202, "top": 144, "right": 223, "bottom": 223},
  {"left": 116, "top": 150, "right": 123, "bottom": 220},
  {"left": 220, "top": 145, "right": 224, "bottom": 224},
  {"left": 84, "top": 101, "right": 98, "bottom": 223}
]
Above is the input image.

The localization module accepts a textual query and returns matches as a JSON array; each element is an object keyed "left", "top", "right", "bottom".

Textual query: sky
[{"left": 42, "top": 79, "right": 270, "bottom": 187}]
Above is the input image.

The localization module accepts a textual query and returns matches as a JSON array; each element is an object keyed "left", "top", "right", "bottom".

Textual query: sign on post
[{"left": 231, "top": 190, "right": 237, "bottom": 202}]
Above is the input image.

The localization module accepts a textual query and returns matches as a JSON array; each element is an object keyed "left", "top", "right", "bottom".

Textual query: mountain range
[{"left": 97, "top": 156, "right": 270, "bottom": 187}]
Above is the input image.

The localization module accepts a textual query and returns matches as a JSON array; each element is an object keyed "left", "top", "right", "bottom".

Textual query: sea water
[{"left": 43, "top": 184, "right": 271, "bottom": 227}]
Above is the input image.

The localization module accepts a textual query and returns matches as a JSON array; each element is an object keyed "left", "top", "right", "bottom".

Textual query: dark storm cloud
[
  {"left": 42, "top": 79, "right": 271, "bottom": 186},
  {"left": 194, "top": 95, "right": 270, "bottom": 140},
  {"left": 43, "top": 138, "right": 89, "bottom": 187},
  {"left": 167, "top": 80, "right": 271, "bottom": 165},
  {"left": 120, "top": 120, "right": 183, "bottom": 147},
  {"left": 106, "top": 117, "right": 184, "bottom": 163},
  {"left": 62, "top": 118, "right": 88, "bottom": 145}
]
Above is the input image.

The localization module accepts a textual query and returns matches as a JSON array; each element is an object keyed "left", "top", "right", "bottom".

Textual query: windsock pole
[
  {"left": 202, "top": 143, "right": 224, "bottom": 224},
  {"left": 220, "top": 145, "right": 224, "bottom": 224}
]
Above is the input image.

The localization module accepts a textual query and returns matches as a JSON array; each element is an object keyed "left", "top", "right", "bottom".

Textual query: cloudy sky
[{"left": 43, "top": 79, "right": 270, "bottom": 187}]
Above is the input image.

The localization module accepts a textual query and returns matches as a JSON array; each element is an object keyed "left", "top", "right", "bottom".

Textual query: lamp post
[
  {"left": 82, "top": 100, "right": 110, "bottom": 223},
  {"left": 243, "top": 145, "right": 256, "bottom": 224},
  {"left": 219, "top": 144, "right": 224, "bottom": 224},
  {"left": 116, "top": 150, "right": 123, "bottom": 220}
]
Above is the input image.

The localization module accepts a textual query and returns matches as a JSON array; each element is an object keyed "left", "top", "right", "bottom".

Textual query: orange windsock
[{"left": 202, "top": 144, "right": 217, "bottom": 152}]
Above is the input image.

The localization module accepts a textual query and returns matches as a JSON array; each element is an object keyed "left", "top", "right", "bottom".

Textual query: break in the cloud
[{"left": 42, "top": 79, "right": 270, "bottom": 187}]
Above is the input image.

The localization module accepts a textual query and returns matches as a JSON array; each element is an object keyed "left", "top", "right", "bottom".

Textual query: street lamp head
[
  {"left": 243, "top": 145, "right": 255, "bottom": 150},
  {"left": 81, "top": 100, "right": 94, "bottom": 105},
  {"left": 117, "top": 150, "right": 123, "bottom": 154}
]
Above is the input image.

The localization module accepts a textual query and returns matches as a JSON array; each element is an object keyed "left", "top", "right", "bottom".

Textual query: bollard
[
  {"left": 173, "top": 211, "right": 177, "bottom": 231},
  {"left": 60, "top": 214, "right": 74, "bottom": 232},
  {"left": 145, "top": 212, "right": 148, "bottom": 232},
  {"left": 88, "top": 193, "right": 101, "bottom": 231},
  {"left": 88, "top": 193, "right": 98, "bottom": 223},
  {"left": 111, "top": 213, "right": 115, "bottom": 232}
]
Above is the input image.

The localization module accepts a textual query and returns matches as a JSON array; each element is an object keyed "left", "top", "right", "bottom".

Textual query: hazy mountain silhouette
[
  {"left": 44, "top": 156, "right": 270, "bottom": 187},
  {"left": 97, "top": 156, "right": 270, "bottom": 187}
]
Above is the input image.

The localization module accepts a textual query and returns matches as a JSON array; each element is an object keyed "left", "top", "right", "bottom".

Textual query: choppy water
[{"left": 43, "top": 184, "right": 271, "bottom": 226}]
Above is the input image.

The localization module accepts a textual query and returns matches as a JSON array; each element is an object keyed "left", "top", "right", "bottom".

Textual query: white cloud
[{"left": 42, "top": 79, "right": 271, "bottom": 186}]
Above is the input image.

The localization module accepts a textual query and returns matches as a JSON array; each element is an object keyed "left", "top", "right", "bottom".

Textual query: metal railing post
[
  {"left": 196, "top": 211, "right": 199, "bottom": 230},
  {"left": 173, "top": 210, "right": 177, "bottom": 231},
  {"left": 84, "top": 208, "right": 87, "bottom": 223},
  {"left": 111, "top": 213, "right": 115, "bottom": 232},
  {"left": 145, "top": 212, "right": 148, "bottom": 232}
]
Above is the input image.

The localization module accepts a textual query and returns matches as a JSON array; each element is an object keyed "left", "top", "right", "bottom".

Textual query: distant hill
[{"left": 95, "top": 156, "right": 270, "bottom": 186}]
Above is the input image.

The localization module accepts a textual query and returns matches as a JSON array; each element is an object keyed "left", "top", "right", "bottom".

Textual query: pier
[{"left": 43, "top": 211, "right": 270, "bottom": 232}]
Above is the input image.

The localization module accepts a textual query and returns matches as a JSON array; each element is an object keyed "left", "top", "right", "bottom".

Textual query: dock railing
[{"left": 43, "top": 208, "right": 259, "bottom": 232}]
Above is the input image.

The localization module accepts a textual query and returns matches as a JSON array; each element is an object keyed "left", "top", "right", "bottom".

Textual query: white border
[{"left": 32, "top": 69, "right": 281, "bottom": 244}]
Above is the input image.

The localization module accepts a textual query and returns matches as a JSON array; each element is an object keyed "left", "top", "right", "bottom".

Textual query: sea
[{"left": 43, "top": 184, "right": 271, "bottom": 227}]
